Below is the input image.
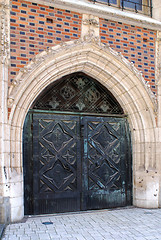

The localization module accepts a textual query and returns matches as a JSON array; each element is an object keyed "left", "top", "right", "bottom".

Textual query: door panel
[
  {"left": 32, "top": 113, "right": 81, "bottom": 214},
  {"left": 23, "top": 112, "right": 132, "bottom": 215},
  {"left": 82, "top": 116, "right": 131, "bottom": 210}
]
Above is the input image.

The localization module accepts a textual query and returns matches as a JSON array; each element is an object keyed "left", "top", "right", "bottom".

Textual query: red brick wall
[
  {"left": 100, "top": 19, "right": 157, "bottom": 94},
  {"left": 10, "top": 1, "right": 157, "bottom": 94},
  {"left": 10, "top": 0, "right": 82, "bottom": 84}
]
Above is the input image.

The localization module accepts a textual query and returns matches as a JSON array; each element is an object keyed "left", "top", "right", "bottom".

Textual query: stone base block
[
  {"left": 0, "top": 197, "right": 10, "bottom": 223},
  {"left": 134, "top": 170, "right": 160, "bottom": 209}
]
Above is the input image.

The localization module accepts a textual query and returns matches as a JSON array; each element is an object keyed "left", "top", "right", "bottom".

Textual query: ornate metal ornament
[{"left": 32, "top": 72, "right": 124, "bottom": 114}]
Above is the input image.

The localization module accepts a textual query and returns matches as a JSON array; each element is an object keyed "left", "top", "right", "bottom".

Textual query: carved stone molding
[
  {"left": 83, "top": 29, "right": 100, "bottom": 43},
  {"left": 83, "top": 18, "right": 99, "bottom": 27},
  {"left": 7, "top": 96, "right": 14, "bottom": 107},
  {"left": 8, "top": 38, "right": 157, "bottom": 112},
  {"left": 0, "top": 1, "right": 10, "bottom": 64},
  {"left": 81, "top": 14, "right": 100, "bottom": 40}
]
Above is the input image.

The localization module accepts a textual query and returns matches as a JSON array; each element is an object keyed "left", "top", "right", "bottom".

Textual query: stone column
[
  {"left": 0, "top": 0, "right": 10, "bottom": 223},
  {"left": 133, "top": 31, "right": 161, "bottom": 209},
  {"left": 156, "top": 31, "right": 161, "bottom": 207}
]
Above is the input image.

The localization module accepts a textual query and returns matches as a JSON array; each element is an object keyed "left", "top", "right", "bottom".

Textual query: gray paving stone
[
  {"left": 2, "top": 208, "right": 161, "bottom": 240},
  {"left": 19, "top": 237, "right": 31, "bottom": 240},
  {"left": 38, "top": 233, "right": 51, "bottom": 239}
]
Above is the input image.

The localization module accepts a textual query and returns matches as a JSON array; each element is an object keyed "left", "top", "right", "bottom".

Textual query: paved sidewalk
[{"left": 2, "top": 207, "right": 161, "bottom": 240}]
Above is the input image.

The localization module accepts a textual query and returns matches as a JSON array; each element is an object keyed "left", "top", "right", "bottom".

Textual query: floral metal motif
[
  {"left": 86, "top": 87, "right": 100, "bottom": 104},
  {"left": 33, "top": 73, "right": 123, "bottom": 114},
  {"left": 60, "top": 84, "right": 75, "bottom": 100},
  {"left": 76, "top": 99, "right": 85, "bottom": 111},
  {"left": 74, "top": 77, "right": 86, "bottom": 89},
  {"left": 100, "top": 101, "right": 111, "bottom": 112},
  {"left": 49, "top": 97, "right": 59, "bottom": 109}
]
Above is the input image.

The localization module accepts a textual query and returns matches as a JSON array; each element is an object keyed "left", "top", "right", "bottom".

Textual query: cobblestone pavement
[{"left": 2, "top": 207, "right": 161, "bottom": 240}]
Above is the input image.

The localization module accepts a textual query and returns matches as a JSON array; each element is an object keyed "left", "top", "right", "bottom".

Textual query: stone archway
[
  {"left": 8, "top": 39, "right": 157, "bottom": 222},
  {"left": 23, "top": 72, "right": 132, "bottom": 215}
]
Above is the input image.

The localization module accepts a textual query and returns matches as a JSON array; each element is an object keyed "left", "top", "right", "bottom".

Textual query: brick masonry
[
  {"left": 10, "top": 0, "right": 157, "bottom": 94},
  {"left": 100, "top": 19, "right": 157, "bottom": 94},
  {"left": 9, "top": 0, "right": 82, "bottom": 84}
]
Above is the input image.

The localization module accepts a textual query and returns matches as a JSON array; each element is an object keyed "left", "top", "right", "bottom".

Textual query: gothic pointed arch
[
  {"left": 7, "top": 39, "right": 157, "bottom": 221},
  {"left": 8, "top": 40, "right": 156, "bottom": 171}
]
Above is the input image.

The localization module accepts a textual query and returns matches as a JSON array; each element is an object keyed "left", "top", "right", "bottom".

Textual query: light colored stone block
[
  {"left": 10, "top": 181, "right": 23, "bottom": 198},
  {"left": 10, "top": 196, "right": 23, "bottom": 208},
  {"left": 10, "top": 205, "right": 24, "bottom": 223}
]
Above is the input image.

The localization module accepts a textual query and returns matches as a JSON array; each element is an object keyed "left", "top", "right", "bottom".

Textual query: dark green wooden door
[
  {"left": 81, "top": 116, "right": 131, "bottom": 210},
  {"left": 23, "top": 112, "right": 132, "bottom": 215},
  {"left": 32, "top": 113, "right": 81, "bottom": 214}
]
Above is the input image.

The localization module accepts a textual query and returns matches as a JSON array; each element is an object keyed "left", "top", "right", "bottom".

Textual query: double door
[{"left": 23, "top": 112, "right": 132, "bottom": 215}]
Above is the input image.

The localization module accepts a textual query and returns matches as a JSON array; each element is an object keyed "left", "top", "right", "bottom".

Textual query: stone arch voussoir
[{"left": 8, "top": 39, "right": 157, "bottom": 172}]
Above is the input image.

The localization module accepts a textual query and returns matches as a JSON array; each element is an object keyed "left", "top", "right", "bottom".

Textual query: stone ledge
[{"left": 25, "top": 0, "right": 161, "bottom": 30}]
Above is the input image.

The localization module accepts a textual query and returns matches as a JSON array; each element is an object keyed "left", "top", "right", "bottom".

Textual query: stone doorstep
[{"left": 0, "top": 224, "right": 5, "bottom": 240}]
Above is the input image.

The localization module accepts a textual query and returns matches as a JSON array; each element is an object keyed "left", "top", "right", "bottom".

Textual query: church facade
[{"left": 1, "top": 0, "right": 161, "bottom": 223}]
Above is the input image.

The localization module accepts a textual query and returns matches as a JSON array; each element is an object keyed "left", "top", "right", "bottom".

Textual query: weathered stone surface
[{"left": 0, "top": 197, "right": 10, "bottom": 223}]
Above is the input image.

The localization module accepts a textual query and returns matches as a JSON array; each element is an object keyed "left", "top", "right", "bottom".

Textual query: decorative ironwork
[
  {"left": 49, "top": 97, "right": 60, "bottom": 109},
  {"left": 90, "top": 0, "right": 152, "bottom": 17},
  {"left": 32, "top": 72, "right": 124, "bottom": 114},
  {"left": 60, "top": 84, "right": 76, "bottom": 100}
]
